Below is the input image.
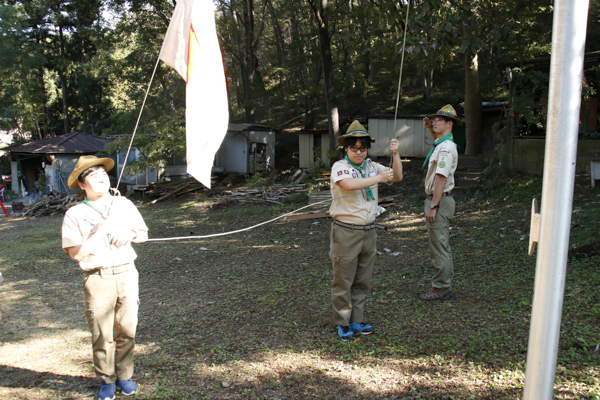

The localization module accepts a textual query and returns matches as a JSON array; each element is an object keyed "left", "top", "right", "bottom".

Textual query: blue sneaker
[
  {"left": 337, "top": 325, "right": 355, "bottom": 341},
  {"left": 116, "top": 378, "right": 138, "bottom": 396},
  {"left": 98, "top": 380, "right": 115, "bottom": 400},
  {"left": 349, "top": 322, "right": 375, "bottom": 335}
]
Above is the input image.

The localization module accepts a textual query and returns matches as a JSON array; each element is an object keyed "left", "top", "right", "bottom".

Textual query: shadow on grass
[{"left": 0, "top": 365, "right": 97, "bottom": 393}]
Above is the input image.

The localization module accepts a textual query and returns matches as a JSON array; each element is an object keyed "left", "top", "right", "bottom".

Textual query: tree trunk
[
  {"left": 59, "top": 26, "right": 69, "bottom": 134},
  {"left": 308, "top": 0, "right": 340, "bottom": 162},
  {"left": 463, "top": 24, "right": 482, "bottom": 156},
  {"left": 60, "top": 74, "right": 69, "bottom": 134}
]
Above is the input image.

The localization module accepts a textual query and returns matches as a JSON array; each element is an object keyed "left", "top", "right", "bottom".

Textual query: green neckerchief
[
  {"left": 83, "top": 192, "right": 112, "bottom": 217},
  {"left": 83, "top": 192, "right": 114, "bottom": 246},
  {"left": 422, "top": 134, "right": 454, "bottom": 169},
  {"left": 344, "top": 154, "right": 375, "bottom": 201}
]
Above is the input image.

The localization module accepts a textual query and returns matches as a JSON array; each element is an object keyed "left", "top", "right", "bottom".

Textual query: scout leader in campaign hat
[
  {"left": 67, "top": 155, "right": 115, "bottom": 189},
  {"left": 336, "top": 120, "right": 376, "bottom": 145},
  {"left": 427, "top": 104, "right": 464, "bottom": 126}
]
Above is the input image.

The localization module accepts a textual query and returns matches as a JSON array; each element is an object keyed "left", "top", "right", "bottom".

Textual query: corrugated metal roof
[
  {"left": 228, "top": 123, "right": 274, "bottom": 132},
  {"left": 2, "top": 132, "right": 107, "bottom": 154}
]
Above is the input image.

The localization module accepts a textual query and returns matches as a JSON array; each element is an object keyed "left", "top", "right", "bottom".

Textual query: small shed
[
  {"left": 298, "top": 129, "right": 330, "bottom": 169},
  {"left": 2, "top": 132, "right": 107, "bottom": 195},
  {"left": 214, "top": 123, "right": 276, "bottom": 175},
  {"left": 367, "top": 114, "right": 432, "bottom": 158}
]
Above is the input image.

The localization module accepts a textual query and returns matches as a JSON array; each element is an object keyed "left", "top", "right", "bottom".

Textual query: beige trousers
[
  {"left": 330, "top": 224, "right": 377, "bottom": 326},
  {"left": 425, "top": 197, "right": 455, "bottom": 289},
  {"left": 83, "top": 264, "right": 139, "bottom": 384}
]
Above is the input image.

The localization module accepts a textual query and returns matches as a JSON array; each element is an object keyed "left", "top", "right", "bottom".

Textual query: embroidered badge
[
  {"left": 439, "top": 161, "right": 446, "bottom": 168},
  {"left": 368, "top": 170, "right": 376, "bottom": 177},
  {"left": 352, "top": 172, "right": 357, "bottom": 178},
  {"left": 440, "top": 149, "right": 450, "bottom": 154},
  {"left": 337, "top": 171, "right": 343, "bottom": 176}
]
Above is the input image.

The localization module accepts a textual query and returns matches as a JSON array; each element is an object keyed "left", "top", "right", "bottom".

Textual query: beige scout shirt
[
  {"left": 62, "top": 196, "right": 148, "bottom": 271},
  {"left": 329, "top": 158, "right": 386, "bottom": 225},
  {"left": 425, "top": 140, "right": 458, "bottom": 195}
]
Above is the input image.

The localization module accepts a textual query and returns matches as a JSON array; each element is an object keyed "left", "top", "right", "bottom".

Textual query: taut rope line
[
  {"left": 391, "top": 0, "right": 411, "bottom": 168},
  {"left": 144, "top": 185, "right": 402, "bottom": 242},
  {"left": 116, "top": 56, "right": 162, "bottom": 189}
]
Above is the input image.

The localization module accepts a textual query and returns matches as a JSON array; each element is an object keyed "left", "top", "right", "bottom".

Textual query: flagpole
[{"left": 523, "top": 0, "right": 589, "bottom": 398}]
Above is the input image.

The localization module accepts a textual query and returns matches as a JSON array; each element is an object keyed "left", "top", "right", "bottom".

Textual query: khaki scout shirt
[
  {"left": 62, "top": 195, "right": 148, "bottom": 271},
  {"left": 329, "top": 158, "right": 386, "bottom": 225},
  {"left": 425, "top": 140, "right": 458, "bottom": 195}
]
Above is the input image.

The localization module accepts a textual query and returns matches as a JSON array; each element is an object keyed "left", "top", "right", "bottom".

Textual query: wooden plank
[{"left": 279, "top": 212, "right": 330, "bottom": 222}]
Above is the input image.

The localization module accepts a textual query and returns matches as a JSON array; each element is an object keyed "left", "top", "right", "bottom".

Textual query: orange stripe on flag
[{"left": 187, "top": 25, "right": 199, "bottom": 84}]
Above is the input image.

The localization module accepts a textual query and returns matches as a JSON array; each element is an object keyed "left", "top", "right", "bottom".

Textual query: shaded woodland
[{"left": 1, "top": 0, "right": 599, "bottom": 170}]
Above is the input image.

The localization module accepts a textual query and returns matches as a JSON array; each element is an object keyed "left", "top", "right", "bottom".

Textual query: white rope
[
  {"left": 393, "top": 0, "right": 411, "bottom": 133},
  {"left": 116, "top": 56, "right": 162, "bottom": 189},
  {"left": 144, "top": 186, "right": 396, "bottom": 242}
]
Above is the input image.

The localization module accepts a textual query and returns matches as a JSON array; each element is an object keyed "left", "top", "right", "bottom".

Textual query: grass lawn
[{"left": 0, "top": 164, "right": 599, "bottom": 399}]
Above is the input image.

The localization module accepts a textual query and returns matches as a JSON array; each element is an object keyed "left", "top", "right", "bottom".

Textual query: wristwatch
[{"left": 430, "top": 202, "right": 439, "bottom": 209}]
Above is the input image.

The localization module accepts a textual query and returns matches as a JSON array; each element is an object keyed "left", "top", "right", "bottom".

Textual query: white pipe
[{"left": 523, "top": 0, "right": 590, "bottom": 398}]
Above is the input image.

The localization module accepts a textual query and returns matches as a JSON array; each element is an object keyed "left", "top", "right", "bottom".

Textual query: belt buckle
[{"left": 112, "top": 266, "right": 122, "bottom": 275}]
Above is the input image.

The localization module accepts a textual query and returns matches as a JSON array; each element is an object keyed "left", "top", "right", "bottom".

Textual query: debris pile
[
  {"left": 220, "top": 184, "right": 309, "bottom": 204},
  {"left": 23, "top": 191, "right": 81, "bottom": 217},
  {"left": 144, "top": 177, "right": 206, "bottom": 204}
]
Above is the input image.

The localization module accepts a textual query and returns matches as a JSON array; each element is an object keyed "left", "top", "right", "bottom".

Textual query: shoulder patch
[
  {"left": 438, "top": 161, "right": 446, "bottom": 168},
  {"left": 337, "top": 171, "right": 343, "bottom": 176},
  {"left": 344, "top": 170, "right": 349, "bottom": 175}
]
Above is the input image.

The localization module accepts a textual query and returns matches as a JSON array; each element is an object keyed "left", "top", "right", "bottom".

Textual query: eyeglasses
[
  {"left": 432, "top": 117, "right": 448, "bottom": 123},
  {"left": 348, "top": 146, "right": 368, "bottom": 153}
]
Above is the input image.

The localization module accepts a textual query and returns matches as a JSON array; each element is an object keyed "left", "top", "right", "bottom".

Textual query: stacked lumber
[
  {"left": 23, "top": 191, "right": 81, "bottom": 217},
  {"left": 144, "top": 177, "right": 206, "bottom": 204},
  {"left": 220, "top": 184, "right": 309, "bottom": 204},
  {"left": 308, "top": 190, "right": 332, "bottom": 206}
]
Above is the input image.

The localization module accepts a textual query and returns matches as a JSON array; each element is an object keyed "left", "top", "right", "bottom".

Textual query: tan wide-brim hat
[
  {"left": 428, "top": 104, "right": 464, "bottom": 126},
  {"left": 68, "top": 155, "right": 114, "bottom": 189},
  {"left": 336, "top": 120, "right": 376, "bottom": 145}
]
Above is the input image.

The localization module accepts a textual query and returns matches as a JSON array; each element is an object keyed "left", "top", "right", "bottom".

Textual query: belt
[
  {"left": 87, "top": 263, "right": 131, "bottom": 276},
  {"left": 334, "top": 220, "right": 387, "bottom": 231},
  {"left": 427, "top": 192, "right": 452, "bottom": 200}
]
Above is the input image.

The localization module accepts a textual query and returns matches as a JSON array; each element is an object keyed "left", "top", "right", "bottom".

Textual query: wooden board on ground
[{"left": 279, "top": 212, "right": 330, "bottom": 222}]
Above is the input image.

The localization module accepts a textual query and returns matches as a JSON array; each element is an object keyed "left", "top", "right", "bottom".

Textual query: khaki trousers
[
  {"left": 424, "top": 197, "right": 455, "bottom": 290},
  {"left": 330, "top": 223, "right": 377, "bottom": 326},
  {"left": 83, "top": 264, "right": 139, "bottom": 384}
]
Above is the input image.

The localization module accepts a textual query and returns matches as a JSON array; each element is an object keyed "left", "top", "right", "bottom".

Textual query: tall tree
[
  {"left": 307, "top": 0, "right": 339, "bottom": 157},
  {"left": 217, "top": 0, "right": 267, "bottom": 123}
]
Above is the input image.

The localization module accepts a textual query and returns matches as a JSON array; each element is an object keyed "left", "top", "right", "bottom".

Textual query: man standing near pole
[
  {"left": 420, "top": 105, "right": 461, "bottom": 301},
  {"left": 62, "top": 156, "right": 148, "bottom": 400}
]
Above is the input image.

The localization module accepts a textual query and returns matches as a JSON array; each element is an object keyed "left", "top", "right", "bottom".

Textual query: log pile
[
  {"left": 23, "top": 191, "right": 81, "bottom": 217},
  {"left": 144, "top": 177, "right": 206, "bottom": 204},
  {"left": 220, "top": 184, "right": 309, "bottom": 204}
]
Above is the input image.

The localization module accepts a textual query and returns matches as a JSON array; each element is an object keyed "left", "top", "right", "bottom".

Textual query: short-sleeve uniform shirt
[
  {"left": 329, "top": 158, "right": 386, "bottom": 225},
  {"left": 425, "top": 140, "right": 458, "bottom": 195},
  {"left": 62, "top": 196, "right": 148, "bottom": 271}
]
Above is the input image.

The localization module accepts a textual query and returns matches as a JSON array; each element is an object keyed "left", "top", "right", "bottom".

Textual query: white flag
[{"left": 159, "top": 0, "right": 229, "bottom": 188}]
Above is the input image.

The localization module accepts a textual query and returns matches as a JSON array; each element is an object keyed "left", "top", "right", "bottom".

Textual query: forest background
[{"left": 1, "top": 0, "right": 600, "bottom": 175}]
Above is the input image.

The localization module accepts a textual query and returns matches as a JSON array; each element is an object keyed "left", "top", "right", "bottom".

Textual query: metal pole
[{"left": 523, "top": 0, "right": 590, "bottom": 399}]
